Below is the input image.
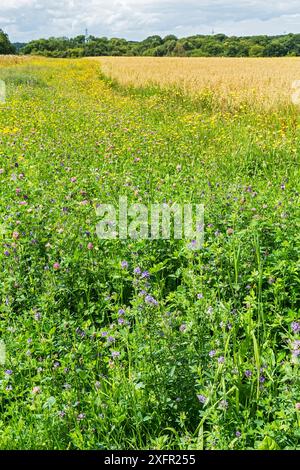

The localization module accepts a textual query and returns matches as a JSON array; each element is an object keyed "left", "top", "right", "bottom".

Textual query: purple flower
[
  {"left": 77, "top": 413, "right": 86, "bottom": 420},
  {"left": 218, "top": 356, "right": 225, "bottom": 364},
  {"left": 209, "top": 350, "right": 216, "bottom": 358},
  {"left": 118, "top": 318, "right": 125, "bottom": 325},
  {"left": 101, "top": 331, "right": 108, "bottom": 337},
  {"left": 58, "top": 411, "right": 66, "bottom": 418},
  {"left": 179, "top": 324, "right": 187, "bottom": 332},
  {"left": 197, "top": 293, "right": 203, "bottom": 300},
  {"left": 145, "top": 295, "right": 158, "bottom": 306},
  {"left": 95, "top": 381, "right": 101, "bottom": 390},
  {"left": 134, "top": 267, "right": 141, "bottom": 276},
  {"left": 121, "top": 260, "right": 128, "bottom": 269},
  {"left": 245, "top": 370, "right": 252, "bottom": 378},
  {"left": 4, "top": 250, "right": 10, "bottom": 256},
  {"left": 197, "top": 394, "right": 207, "bottom": 404},
  {"left": 54, "top": 361, "right": 60, "bottom": 369},
  {"left": 236, "top": 431, "right": 241, "bottom": 438},
  {"left": 111, "top": 351, "right": 120, "bottom": 358},
  {"left": 107, "top": 336, "right": 115, "bottom": 343},
  {"left": 207, "top": 306, "right": 213, "bottom": 315},
  {"left": 141, "top": 271, "right": 150, "bottom": 279},
  {"left": 4, "top": 369, "right": 13, "bottom": 376},
  {"left": 291, "top": 322, "right": 300, "bottom": 333},
  {"left": 259, "top": 375, "right": 266, "bottom": 383},
  {"left": 6, "top": 385, "right": 13, "bottom": 391},
  {"left": 118, "top": 309, "right": 125, "bottom": 316}
]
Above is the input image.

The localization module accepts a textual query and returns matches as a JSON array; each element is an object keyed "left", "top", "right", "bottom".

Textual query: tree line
[{"left": 2, "top": 28, "right": 300, "bottom": 57}]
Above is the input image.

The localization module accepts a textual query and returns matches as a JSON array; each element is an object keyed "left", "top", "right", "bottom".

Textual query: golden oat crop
[{"left": 95, "top": 56, "right": 300, "bottom": 109}]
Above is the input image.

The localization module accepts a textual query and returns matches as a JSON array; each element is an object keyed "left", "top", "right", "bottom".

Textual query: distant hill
[{"left": 13, "top": 42, "right": 27, "bottom": 52}]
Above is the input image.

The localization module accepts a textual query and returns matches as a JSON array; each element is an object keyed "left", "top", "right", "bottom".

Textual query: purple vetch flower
[
  {"left": 107, "top": 336, "right": 115, "bottom": 343},
  {"left": 259, "top": 375, "right": 266, "bottom": 383},
  {"left": 209, "top": 350, "right": 216, "bottom": 358},
  {"left": 54, "top": 361, "right": 60, "bottom": 369},
  {"left": 207, "top": 306, "right": 213, "bottom": 315},
  {"left": 197, "top": 394, "right": 207, "bottom": 404},
  {"left": 134, "top": 267, "right": 141, "bottom": 276},
  {"left": 118, "top": 309, "right": 125, "bottom": 316},
  {"left": 58, "top": 411, "right": 66, "bottom": 418},
  {"left": 34, "top": 312, "right": 42, "bottom": 321},
  {"left": 6, "top": 385, "right": 13, "bottom": 391},
  {"left": 95, "top": 381, "right": 101, "bottom": 390},
  {"left": 218, "top": 356, "right": 225, "bottom": 364},
  {"left": 4, "top": 250, "right": 10, "bottom": 256},
  {"left": 245, "top": 370, "right": 252, "bottom": 378},
  {"left": 32, "top": 386, "right": 41, "bottom": 394},
  {"left": 291, "top": 322, "right": 300, "bottom": 333},
  {"left": 179, "top": 324, "right": 187, "bottom": 332},
  {"left": 101, "top": 331, "right": 108, "bottom": 337},
  {"left": 4, "top": 369, "right": 13, "bottom": 376},
  {"left": 141, "top": 271, "right": 150, "bottom": 279},
  {"left": 111, "top": 351, "right": 120, "bottom": 358},
  {"left": 295, "top": 403, "right": 300, "bottom": 411},
  {"left": 236, "top": 431, "right": 241, "bottom": 438},
  {"left": 118, "top": 318, "right": 125, "bottom": 325},
  {"left": 197, "top": 293, "right": 203, "bottom": 300},
  {"left": 145, "top": 295, "right": 158, "bottom": 306},
  {"left": 77, "top": 413, "right": 86, "bottom": 420},
  {"left": 121, "top": 260, "right": 128, "bottom": 269}
]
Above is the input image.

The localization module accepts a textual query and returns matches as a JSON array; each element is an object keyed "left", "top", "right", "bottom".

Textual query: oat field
[{"left": 0, "top": 56, "right": 300, "bottom": 450}]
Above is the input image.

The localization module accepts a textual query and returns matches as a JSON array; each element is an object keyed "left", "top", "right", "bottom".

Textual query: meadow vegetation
[{"left": 0, "top": 56, "right": 300, "bottom": 450}]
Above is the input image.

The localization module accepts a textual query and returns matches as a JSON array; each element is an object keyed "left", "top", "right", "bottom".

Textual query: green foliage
[
  {"left": 17, "top": 32, "right": 300, "bottom": 58},
  {"left": 0, "top": 29, "right": 15, "bottom": 54}
]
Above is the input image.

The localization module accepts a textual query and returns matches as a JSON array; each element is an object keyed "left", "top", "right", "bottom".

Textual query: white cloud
[{"left": 1, "top": 0, "right": 300, "bottom": 42}]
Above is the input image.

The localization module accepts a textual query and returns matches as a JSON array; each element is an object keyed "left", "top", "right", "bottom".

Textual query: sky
[{"left": 1, "top": 0, "right": 300, "bottom": 43}]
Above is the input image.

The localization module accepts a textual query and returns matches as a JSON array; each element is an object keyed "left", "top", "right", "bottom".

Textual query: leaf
[
  {"left": 258, "top": 436, "right": 280, "bottom": 450},
  {"left": 43, "top": 396, "right": 56, "bottom": 409}
]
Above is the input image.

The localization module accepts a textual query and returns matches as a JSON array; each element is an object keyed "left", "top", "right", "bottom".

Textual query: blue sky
[{"left": 1, "top": 0, "right": 300, "bottom": 42}]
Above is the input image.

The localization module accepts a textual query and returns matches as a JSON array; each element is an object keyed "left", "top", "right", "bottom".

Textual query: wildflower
[
  {"left": 111, "top": 351, "right": 120, "bottom": 358},
  {"left": 118, "top": 318, "right": 125, "bottom": 325},
  {"left": 4, "top": 369, "right": 13, "bottom": 375},
  {"left": 118, "top": 309, "right": 125, "bottom": 315},
  {"left": 121, "top": 260, "right": 128, "bottom": 269},
  {"left": 145, "top": 295, "right": 158, "bottom": 306},
  {"left": 101, "top": 331, "right": 108, "bottom": 337},
  {"left": 291, "top": 322, "right": 300, "bottom": 333},
  {"left": 134, "top": 267, "right": 141, "bottom": 275},
  {"left": 6, "top": 385, "right": 13, "bottom": 391},
  {"left": 259, "top": 375, "right": 266, "bottom": 383},
  {"left": 107, "top": 336, "right": 115, "bottom": 343},
  {"left": 54, "top": 361, "right": 60, "bottom": 368},
  {"left": 12, "top": 231, "right": 20, "bottom": 240},
  {"left": 87, "top": 242, "right": 94, "bottom": 250},
  {"left": 207, "top": 306, "right": 213, "bottom": 315},
  {"left": 34, "top": 312, "right": 42, "bottom": 321},
  {"left": 218, "top": 356, "right": 225, "bottom": 364},
  {"left": 179, "top": 324, "right": 187, "bottom": 332},
  {"left": 236, "top": 431, "right": 241, "bottom": 438},
  {"left": 70, "top": 177, "right": 77, "bottom": 183},
  {"left": 95, "top": 381, "right": 101, "bottom": 390},
  {"left": 32, "top": 386, "right": 41, "bottom": 394},
  {"left": 219, "top": 400, "right": 228, "bottom": 409},
  {"left": 197, "top": 293, "right": 203, "bottom": 299},
  {"left": 295, "top": 403, "right": 300, "bottom": 411},
  {"left": 53, "top": 262, "right": 60, "bottom": 270},
  {"left": 245, "top": 370, "right": 252, "bottom": 378},
  {"left": 141, "top": 271, "right": 150, "bottom": 279},
  {"left": 209, "top": 350, "right": 216, "bottom": 358},
  {"left": 58, "top": 411, "right": 66, "bottom": 418},
  {"left": 4, "top": 250, "right": 10, "bottom": 256},
  {"left": 77, "top": 413, "right": 86, "bottom": 420},
  {"left": 197, "top": 394, "right": 207, "bottom": 404}
]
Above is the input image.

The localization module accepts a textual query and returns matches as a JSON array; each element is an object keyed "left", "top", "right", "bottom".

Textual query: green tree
[{"left": 0, "top": 29, "right": 16, "bottom": 54}]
